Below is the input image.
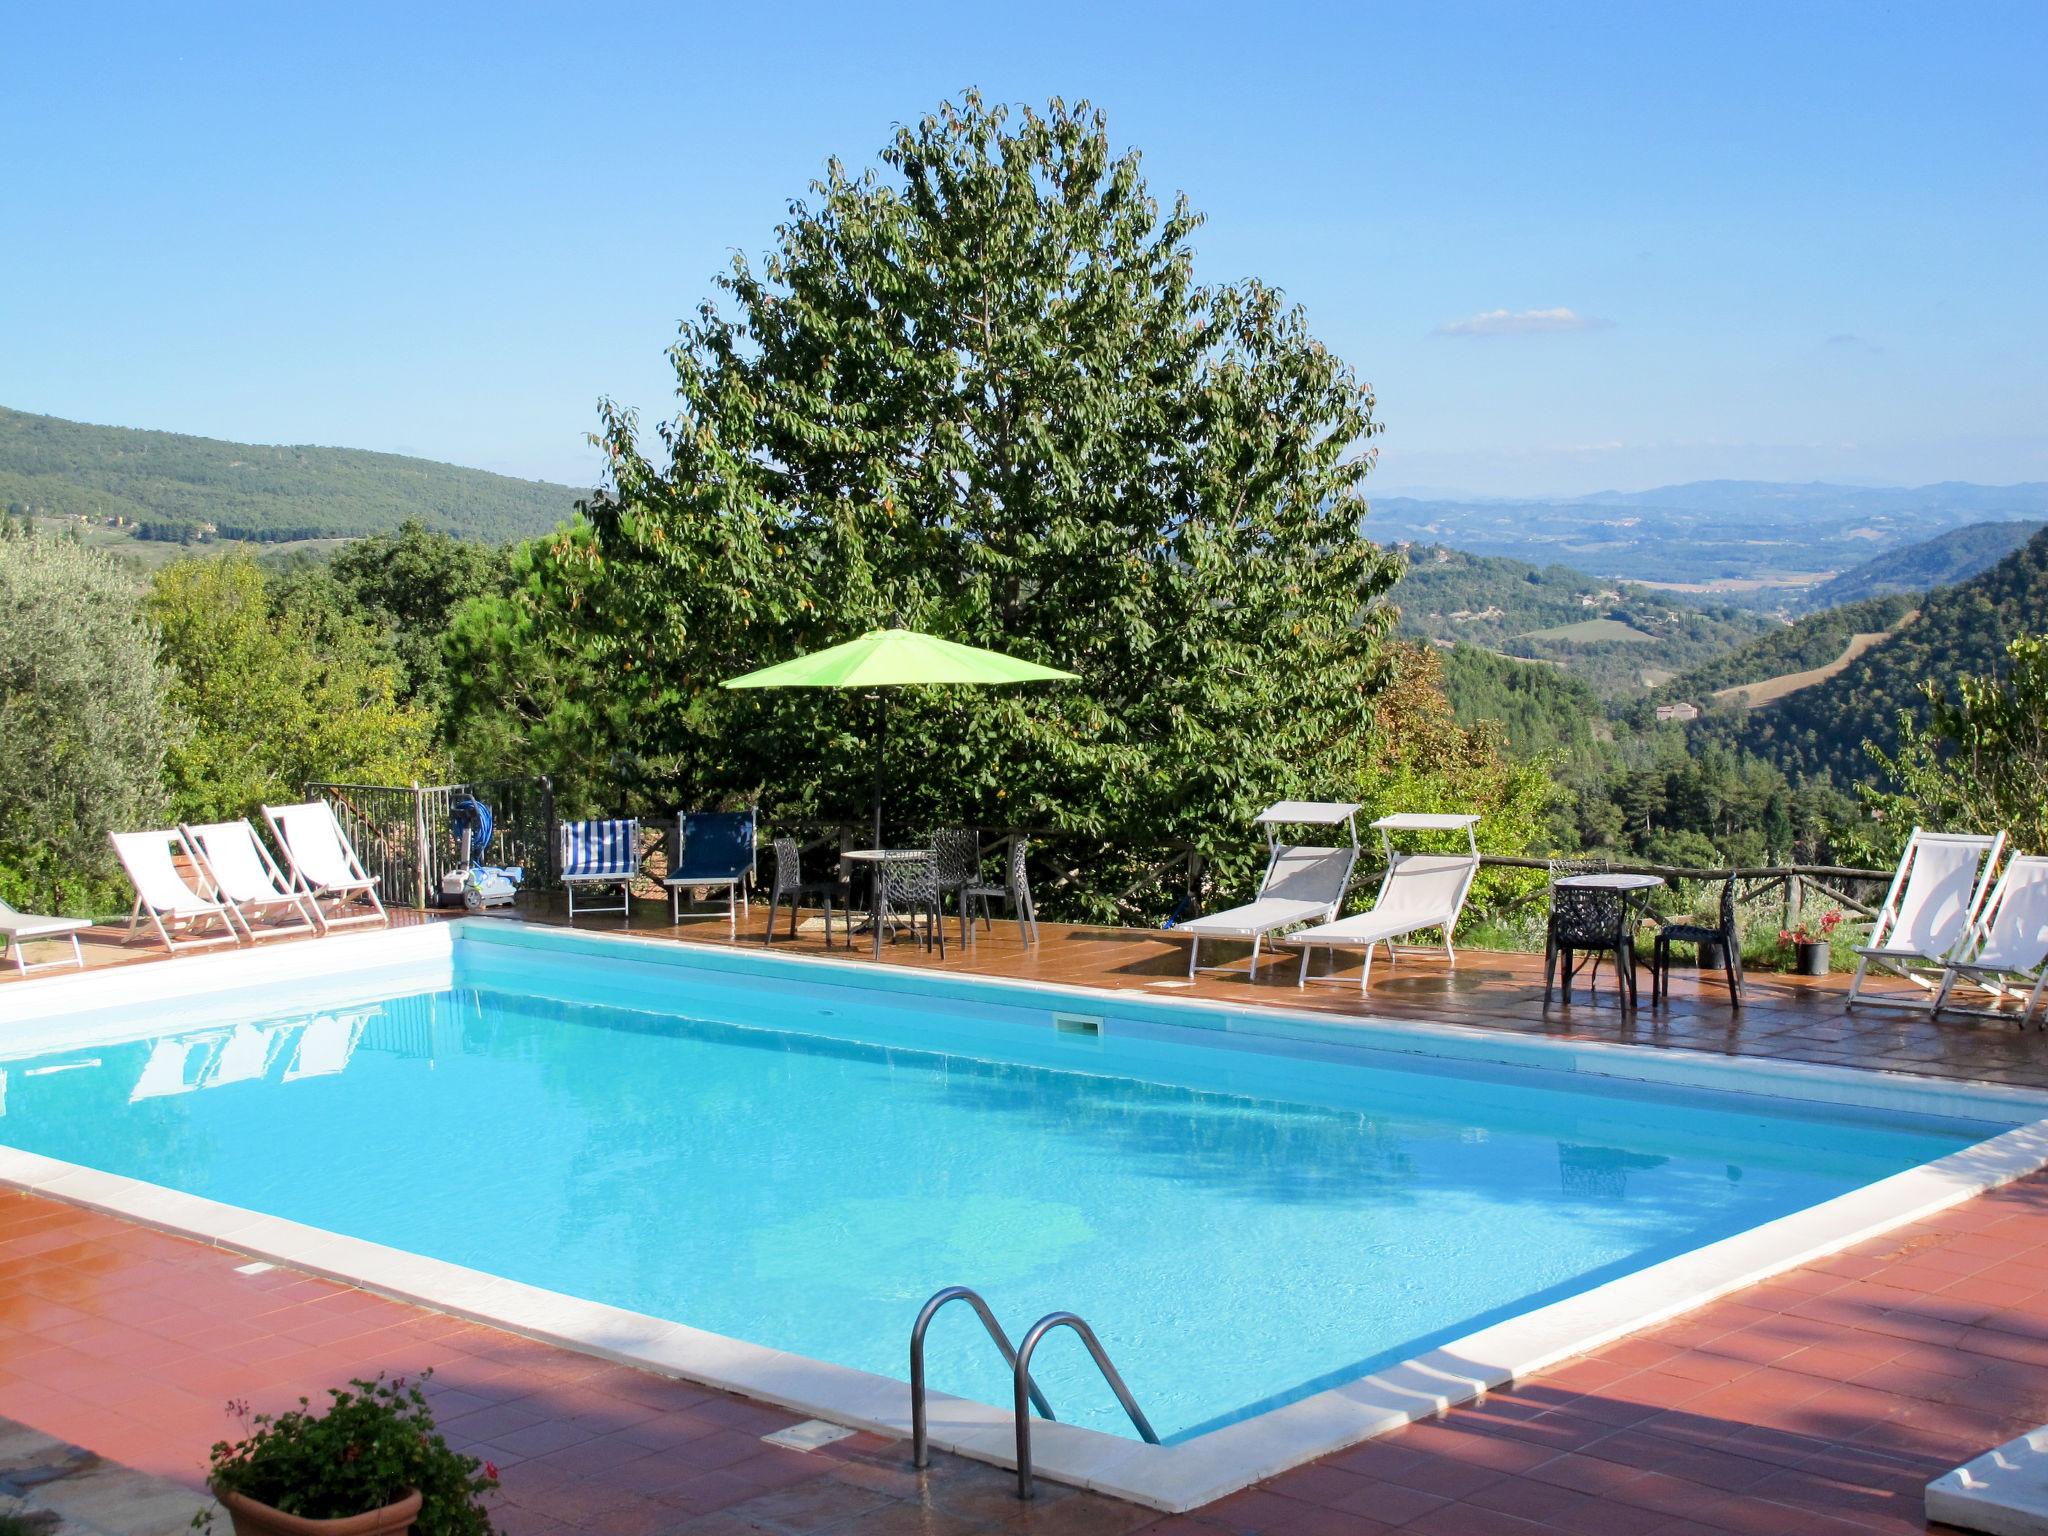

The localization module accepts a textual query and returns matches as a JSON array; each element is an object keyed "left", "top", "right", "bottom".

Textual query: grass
[
  {"left": 1520, "top": 617, "right": 1659, "bottom": 644},
  {"left": 1713, "top": 615, "right": 1915, "bottom": 706}
]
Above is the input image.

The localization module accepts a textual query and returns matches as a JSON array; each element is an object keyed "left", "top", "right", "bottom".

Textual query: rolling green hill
[
  {"left": 1796, "top": 519, "right": 2044, "bottom": 610},
  {"left": 0, "top": 406, "right": 583, "bottom": 544},
  {"left": 1654, "top": 594, "right": 1916, "bottom": 701},
  {"left": 1391, "top": 543, "right": 1775, "bottom": 695},
  {"left": 1720, "top": 527, "right": 2048, "bottom": 783},
  {"left": 1440, "top": 644, "right": 1603, "bottom": 759}
]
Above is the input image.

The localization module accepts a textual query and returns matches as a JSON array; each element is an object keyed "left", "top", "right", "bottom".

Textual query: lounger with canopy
[
  {"left": 109, "top": 829, "right": 243, "bottom": 954},
  {"left": 0, "top": 898, "right": 92, "bottom": 974},
  {"left": 1934, "top": 853, "right": 2048, "bottom": 1027},
  {"left": 1285, "top": 814, "right": 1482, "bottom": 992},
  {"left": 1845, "top": 827, "right": 2005, "bottom": 1010},
  {"left": 183, "top": 819, "right": 320, "bottom": 940},
  {"left": 1176, "top": 802, "right": 1361, "bottom": 979},
  {"left": 262, "top": 801, "right": 389, "bottom": 932}
]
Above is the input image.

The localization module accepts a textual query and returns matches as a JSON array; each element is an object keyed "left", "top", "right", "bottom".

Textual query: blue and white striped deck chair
[
  {"left": 559, "top": 817, "right": 641, "bottom": 921},
  {"left": 664, "top": 809, "right": 757, "bottom": 936}
]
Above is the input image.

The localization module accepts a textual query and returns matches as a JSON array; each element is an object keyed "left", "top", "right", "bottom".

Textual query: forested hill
[
  {"left": 0, "top": 407, "right": 582, "bottom": 542},
  {"left": 1655, "top": 593, "right": 1916, "bottom": 701},
  {"left": 1797, "top": 519, "right": 2044, "bottom": 609},
  {"left": 1729, "top": 527, "right": 2048, "bottom": 783}
]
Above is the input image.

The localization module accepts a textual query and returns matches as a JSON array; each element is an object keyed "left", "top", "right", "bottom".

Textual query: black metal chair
[
  {"left": 882, "top": 851, "right": 946, "bottom": 957},
  {"left": 1651, "top": 877, "right": 1743, "bottom": 1007},
  {"left": 761, "top": 835, "right": 848, "bottom": 947},
  {"left": 1545, "top": 882, "right": 1646, "bottom": 1007},
  {"left": 967, "top": 835, "right": 1040, "bottom": 944},
  {"left": 931, "top": 828, "right": 982, "bottom": 945}
]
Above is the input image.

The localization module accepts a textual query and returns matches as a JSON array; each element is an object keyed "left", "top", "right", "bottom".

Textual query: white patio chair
[
  {"left": 1177, "top": 802, "right": 1361, "bottom": 979},
  {"left": 1934, "top": 853, "right": 2048, "bottom": 1027},
  {"left": 1845, "top": 828, "right": 2005, "bottom": 1010},
  {"left": 183, "top": 819, "right": 320, "bottom": 940},
  {"left": 0, "top": 898, "right": 92, "bottom": 975},
  {"left": 108, "top": 829, "right": 243, "bottom": 954},
  {"left": 262, "top": 801, "right": 389, "bottom": 932},
  {"left": 1286, "top": 814, "right": 1482, "bottom": 992}
]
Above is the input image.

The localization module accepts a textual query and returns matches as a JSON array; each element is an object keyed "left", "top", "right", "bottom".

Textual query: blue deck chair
[
  {"left": 665, "top": 810, "right": 757, "bottom": 935},
  {"left": 559, "top": 817, "right": 641, "bottom": 920}
]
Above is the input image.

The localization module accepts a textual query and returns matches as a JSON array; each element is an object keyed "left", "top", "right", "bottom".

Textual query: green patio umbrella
[{"left": 721, "top": 626, "right": 1076, "bottom": 848}]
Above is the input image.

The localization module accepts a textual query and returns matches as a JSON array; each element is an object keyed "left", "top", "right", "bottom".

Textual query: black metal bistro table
[{"left": 843, "top": 848, "right": 935, "bottom": 960}]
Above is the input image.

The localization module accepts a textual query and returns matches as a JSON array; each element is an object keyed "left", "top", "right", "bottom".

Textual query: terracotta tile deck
[{"left": 5, "top": 898, "right": 2048, "bottom": 1533}]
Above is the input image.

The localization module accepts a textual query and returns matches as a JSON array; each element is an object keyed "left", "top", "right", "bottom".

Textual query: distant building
[{"left": 1655, "top": 702, "right": 1700, "bottom": 723}]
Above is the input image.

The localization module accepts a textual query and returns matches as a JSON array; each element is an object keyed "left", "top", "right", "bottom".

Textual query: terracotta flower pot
[
  {"left": 216, "top": 1487, "right": 422, "bottom": 1536},
  {"left": 1795, "top": 941, "right": 1831, "bottom": 977}
]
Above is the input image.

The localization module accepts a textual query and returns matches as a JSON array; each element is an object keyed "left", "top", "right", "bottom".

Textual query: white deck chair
[
  {"left": 204, "top": 1022, "right": 299, "bottom": 1087},
  {"left": 1287, "top": 815, "right": 1482, "bottom": 992},
  {"left": 183, "top": 820, "right": 320, "bottom": 940},
  {"left": 1845, "top": 828, "right": 2005, "bottom": 1010},
  {"left": 1934, "top": 854, "right": 2048, "bottom": 1027},
  {"left": 0, "top": 898, "right": 91, "bottom": 974},
  {"left": 1178, "top": 802, "right": 1361, "bottom": 979},
  {"left": 109, "top": 829, "right": 242, "bottom": 954},
  {"left": 262, "top": 801, "right": 389, "bottom": 932}
]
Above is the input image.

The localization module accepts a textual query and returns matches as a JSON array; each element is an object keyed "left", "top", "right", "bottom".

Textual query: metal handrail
[
  {"left": 908, "top": 1286, "right": 1055, "bottom": 1469},
  {"left": 1012, "top": 1310, "right": 1158, "bottom": 1499}
]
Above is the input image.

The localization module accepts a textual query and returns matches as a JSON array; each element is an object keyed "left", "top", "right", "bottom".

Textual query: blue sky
[{"left": 5, "top": 1, "right": 2043, "bottom": 497}]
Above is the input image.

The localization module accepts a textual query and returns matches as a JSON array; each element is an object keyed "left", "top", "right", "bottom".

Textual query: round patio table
[{"left": 843, "top": 849, "right": 934, "bottom": 960}]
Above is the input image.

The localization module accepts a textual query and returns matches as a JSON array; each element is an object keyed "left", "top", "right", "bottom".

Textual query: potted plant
[
  {"left": 197, "top": 1373, "right": 496, "bottom": 1536},
  {"left": 1779, "top": 909, "right": 1843, "bottom": 976}
]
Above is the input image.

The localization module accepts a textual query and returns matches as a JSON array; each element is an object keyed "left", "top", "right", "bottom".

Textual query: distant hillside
[
  {"left": 1370, "top": 479, "right": 2048, "bottom": 587},
  {"left": 0, "top": 407, "right": 582, "bottom": 543},
  {"left": 1655, "top": 594, "right": 1916, "bottom": 702},
  {"left": 1391, "top": 544, "right": 1773, "bottom": 696},
  {"left": 1726, "top": 527, "right": 2048, "bottom": 783},
  {"left": 1440, "top": 645, "right": 1602, "bottom": 759},
  {"left": 1797, "top": 519, "right": 2044, "bottom": 610}
]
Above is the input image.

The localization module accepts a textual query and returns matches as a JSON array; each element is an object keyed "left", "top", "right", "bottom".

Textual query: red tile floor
[{"left": 4, "top": 1173, "right": 2047, "bottom": 1534}]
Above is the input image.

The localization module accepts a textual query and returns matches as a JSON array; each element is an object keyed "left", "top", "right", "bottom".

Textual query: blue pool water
[{"left": 0, "top": 932, "right": 1999, "bottom": 1441}]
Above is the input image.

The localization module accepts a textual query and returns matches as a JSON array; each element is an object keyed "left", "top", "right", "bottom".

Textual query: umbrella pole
[{"left": 872, "top": 690, "right": 886, "bottom": 850}]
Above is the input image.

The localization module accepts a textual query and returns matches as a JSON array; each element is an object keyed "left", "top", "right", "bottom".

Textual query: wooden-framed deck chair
[
  {"left": 109, "top": 829, "right": 242, "bottom": 954},
  {"left": 283, "top": 1012, "right": 368, "bottom": 1080},
  {"left": 203, "top": 1021, "right": 299, "bottom": 1087},
  {"left": 1845, "top": 828, "right": 2005, "bottom": 1011},
  {"left": 1934, "top": 853, "right": 2048, "bottom": 1027},
  {"left": 1286, "top": 814, "right": 1481, "bottom": 992},
  {"left": 664, "top": 809, "right": 757, "bottom": 936},
  {"left": 1176, "top": 802, "right": 1361, "bottom": 979},
  {"left": 262, "top": 801, "right": 389, "bottom": 933},
  {"left": 183, "top": 820, "right": 319, "bottom": 940},
  {"left": 558, "top": 817, "right": 641, "bottom": 920},
  {"left": 129, "top": 1034, "right": 224, "bottom": 1102},
  {"left": 0, "top": 898, "right": 92, "bottom": 974}
]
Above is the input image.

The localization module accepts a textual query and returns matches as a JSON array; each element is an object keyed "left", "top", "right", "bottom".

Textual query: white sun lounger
[
  {"left": 204, "top": 1022, "right": 298, "bottom": 1087},
  {"left": 183, "top": 820, "right": 320, "bottom": 940},
  {"left": 0, "top": 898, "right": 92, "bottom": 974},
  {"left": 1846, "top": 827, "right": 2005, "bottom": 1010},
  {"left": 1286, "top": 814, "right": 1482, "bottom": 991},
  {"left": 1934, "top": 853, "right": 2048, "bottom": 1027},
  {"left": 284, "top": 1012, "right": 367, "bottom": 1080},
  {"left": 1177, "top": 802, "right": 1361, "bottom": 979},
  {"left": 109, "top": 829, "right": 243, "bottom": 954},
  {"left": 262, "top": 801, "right": 389, "bottom": 932},
  {"left": 130, "top": 1035, "right": 223, "bottom": 1102}
]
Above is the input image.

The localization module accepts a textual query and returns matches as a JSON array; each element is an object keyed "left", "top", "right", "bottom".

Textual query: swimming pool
[{"left": 4, "top": 921, "right": 2046, "bottom": 1507}]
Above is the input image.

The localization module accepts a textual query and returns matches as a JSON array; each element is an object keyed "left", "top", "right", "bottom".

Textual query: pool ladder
[{"left": 909, "top": 1284, "right": 1159, "bottom": 1499}]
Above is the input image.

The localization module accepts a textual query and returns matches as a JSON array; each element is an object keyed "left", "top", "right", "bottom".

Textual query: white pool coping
[{"left": 5, "top": 919, "right": 2048, "bottom": 1512}]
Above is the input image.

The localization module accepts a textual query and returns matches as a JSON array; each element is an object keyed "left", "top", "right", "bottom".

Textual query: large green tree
[
  {"left": 0, "top": 529, "right": 171, "bottom": 914},
  {"left": 149, "top": 553, "right": 435, "bottom": 822},
  {"left": 450, "top": 95, "right": 1401, "bottom": 912}
]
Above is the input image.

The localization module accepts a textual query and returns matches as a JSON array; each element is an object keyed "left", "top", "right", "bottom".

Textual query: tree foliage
[
  {"left": 450, "top": 94, "right": 1404, "bottom": 911},
  {"left": 148, "top": 554, "right": 436, "bottom": 822},
  {"left": 0, "top": 529, "right": 171, "bottom": 913}
]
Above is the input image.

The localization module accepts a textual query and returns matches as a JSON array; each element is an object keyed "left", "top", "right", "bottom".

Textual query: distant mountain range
[
  {"left": 1368, "top": 480, "right": 2048, "bottom": 589},
  {"left": 0, "top": 407, "right": 583, "bottom": 544},
  {"left": 1795, "top": 519, "right": 2045, "bottom": 610}
]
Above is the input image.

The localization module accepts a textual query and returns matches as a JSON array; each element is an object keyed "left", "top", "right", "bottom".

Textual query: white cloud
[{"left": 1433, "top": 306, "right": 1614, "bottom": 338}]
